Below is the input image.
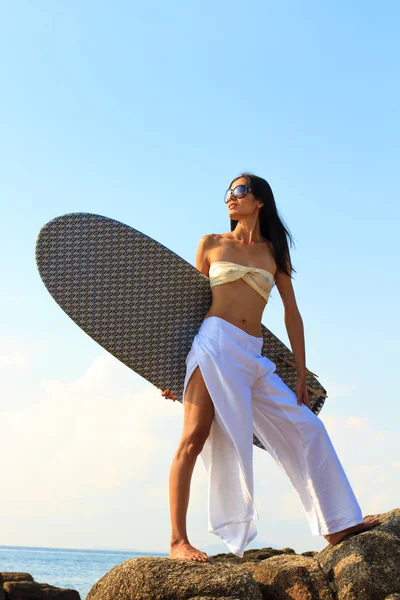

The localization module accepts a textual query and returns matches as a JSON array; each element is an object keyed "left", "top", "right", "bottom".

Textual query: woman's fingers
[
  {"left": 159, "top": 388, "right": 176, "bottom": 401},
  {"left": 166, "top": 389, "right": 176, "bottom": 401}
]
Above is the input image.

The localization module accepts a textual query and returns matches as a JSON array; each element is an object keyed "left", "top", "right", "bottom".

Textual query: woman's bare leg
[{"left": 169, "top": 365, "right": 215, "bottom": 562}]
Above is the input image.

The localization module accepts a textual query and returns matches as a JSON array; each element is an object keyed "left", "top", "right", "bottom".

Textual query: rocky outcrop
[
  {"left": 0, "top": 574, "right": 34, "bottom": 583},
  {"left": 0, "top": 572, "right": 80, "bottom": 599},
  {"left": 86, "top": 557, "right": 262, "bottom": 600},
  {"left": 316, "top": 509, "right": 400, "bottom": 600},
  {"left": 86, "top": 508, "right": 399, "bottom": 600},
  {"left": 244, "top": 553, "right": 334, "bottom": 599}
]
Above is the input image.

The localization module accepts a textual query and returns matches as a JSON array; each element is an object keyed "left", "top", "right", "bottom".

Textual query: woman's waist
[{"left": 202, "top": 307, "right": 264, "bottom": 339}]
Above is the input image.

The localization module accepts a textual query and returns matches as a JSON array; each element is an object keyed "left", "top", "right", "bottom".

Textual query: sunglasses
[{"left": 223, "top": 184, "right": 253, "bottom": 204}]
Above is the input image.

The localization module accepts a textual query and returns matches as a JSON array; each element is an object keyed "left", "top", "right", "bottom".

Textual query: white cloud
[
  {"left": 319, "top": 414, "right": 337, "bottom": 435},
  {"left": 346, "top": 416, "right": 368, "bottom": 429},
  {"left": 277, "top": 492, "right": 304, "bottom": 520},
  {"left": 0, "top": 336, "right": 50, "bottom": 370},
  {"left": 0, "top": 354, "right": 182, "bottom": 516},
  {"left": 319, "top": 412, "right": 399, "bottom": 516},
  {"left": 374, "top": 430, "right": 389, "bottom": 441},
  {"left": 0, "top": 352, "right": 398, "bottom": 553},
  {"left": 0, "top": 337, "right": 49, "bottom": 356},
  {"left": 323, "top": 382, "right": 360, "bottom": 398},
  {"left": 359, "top": 465, "right": 380, "bottom": 472},
  {"left": 0, "top": 352, "right": 29, "bottom": 368}
]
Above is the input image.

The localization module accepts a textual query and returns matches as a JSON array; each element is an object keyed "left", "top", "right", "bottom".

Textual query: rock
[
  {"left": 316, "top": 508, "right": 400, "bottom": 600},
  {"left": 86, "top": 556, "right": 262, "bottom": 600},
  {"left": 85, "top": 508, "right": 399, "bottom": 600},
  {"left": 3, "top": 581, "right": 81, "bottom": 599},
  {"left": 0, "top": 573, "right": 34, "bottom": 583},
  {"left": 207, "top": 547, "right": 291, "bottom": 565},
  {"left": 243, "top": 554, "right": 333, "bottom": 600},
  {"left": 1, "top": 571, "right": 81, "bottom": 599},
  {"left": 0, "top": 573, "right": 35, "bottom": 600}
]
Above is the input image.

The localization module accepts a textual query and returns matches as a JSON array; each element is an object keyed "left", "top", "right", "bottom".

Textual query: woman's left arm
[
  {"left": 284, "top": 309, "right": 306, "bottom": 378},
  {"left": 275, "top": 266, "right": 311, "bottom": 408}
]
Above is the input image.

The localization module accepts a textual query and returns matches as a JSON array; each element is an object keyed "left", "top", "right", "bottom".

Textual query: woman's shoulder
[{"left": 200, "top": 232, "right": 223, "bottom": 246}]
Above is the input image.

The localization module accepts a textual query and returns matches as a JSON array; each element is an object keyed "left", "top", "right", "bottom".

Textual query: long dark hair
[{"left": 229, "top": 172, "right": 297, "bottom": 279}]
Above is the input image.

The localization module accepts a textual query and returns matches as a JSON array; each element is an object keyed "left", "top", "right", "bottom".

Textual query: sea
[{"left": 0, "top": 544, "right": 169, "bottom": 599}]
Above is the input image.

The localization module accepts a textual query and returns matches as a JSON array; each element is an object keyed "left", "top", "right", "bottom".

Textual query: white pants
[{"left": 182, "top": 316, "right": 363, "bottom": 557}]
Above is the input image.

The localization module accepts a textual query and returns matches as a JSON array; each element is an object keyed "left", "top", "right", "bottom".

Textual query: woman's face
[{"left": 226, "top": 177, "right": 259, "bottom": 218}]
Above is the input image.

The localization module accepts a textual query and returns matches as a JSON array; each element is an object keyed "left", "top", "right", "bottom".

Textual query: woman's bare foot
[
  {"left": 324, "top": 516, "right": 381, "bottom": 545},
  {"left": 169, "top": 540, "right": 209, "bottom": 562}
]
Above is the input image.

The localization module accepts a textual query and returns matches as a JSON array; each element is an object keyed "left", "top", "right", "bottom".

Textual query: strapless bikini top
[{"left": 209, "top": 260, "right": 275, "bottom": 303}]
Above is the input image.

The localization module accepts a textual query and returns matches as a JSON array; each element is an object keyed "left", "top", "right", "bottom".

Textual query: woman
[{"left": 160, "top": 173, "right": 380, "bottom": 563}]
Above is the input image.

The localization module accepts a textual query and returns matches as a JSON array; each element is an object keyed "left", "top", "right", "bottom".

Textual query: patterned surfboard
[{"left": 35, "top": 212, "right": 328, "bottom": 452}]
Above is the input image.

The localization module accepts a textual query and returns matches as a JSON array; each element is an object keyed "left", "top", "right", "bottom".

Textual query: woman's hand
[
  {"left": 296, "top": 376, "right": 311, "bottom": 409},
  {"left": 158, "top": 387, "right": 176, "bottom": 402}
]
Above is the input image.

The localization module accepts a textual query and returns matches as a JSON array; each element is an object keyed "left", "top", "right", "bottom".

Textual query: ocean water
[{"left": 0, "top": 544, "right": 168, "bottom": 599}]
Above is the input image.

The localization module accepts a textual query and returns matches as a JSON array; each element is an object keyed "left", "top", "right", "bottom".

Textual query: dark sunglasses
[{"left": 224, "top": 184, "right": 253, "bottom": 204}]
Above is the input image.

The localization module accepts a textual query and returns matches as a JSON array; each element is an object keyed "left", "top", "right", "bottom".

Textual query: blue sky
[{"left": 0, "top": 0, "right": 399, "bottom": 557}]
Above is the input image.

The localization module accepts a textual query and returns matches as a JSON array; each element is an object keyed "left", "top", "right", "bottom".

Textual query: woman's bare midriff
[{"left": 202, "top": 234, "right": 277, "bottom": 339}]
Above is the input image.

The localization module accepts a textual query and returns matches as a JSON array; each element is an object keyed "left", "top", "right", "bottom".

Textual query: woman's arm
[
  {"left": 196, "top": 234, "right": 212, "bottom": 277},
  {"left": 284, "top": 310, "right": 306, "bottom": 378},
  {"left": 275, "top": 266, "right": 307, "bottom": 378}
]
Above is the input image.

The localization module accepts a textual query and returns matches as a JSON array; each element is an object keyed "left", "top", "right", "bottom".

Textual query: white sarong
[{"left": 182, "top": 316, "right": 363, "bottom": 557}]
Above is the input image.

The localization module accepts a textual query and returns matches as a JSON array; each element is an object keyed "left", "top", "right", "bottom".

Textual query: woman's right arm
[
  {"left": 158, "top": 234, "right": 212, "bottom": 401},
  {"left": 196, "top": 234, "right": 212, "bottom": 277}
]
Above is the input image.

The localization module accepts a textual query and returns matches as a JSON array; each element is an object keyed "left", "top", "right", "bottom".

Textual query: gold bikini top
[{"left": 209, "top": 260, "right": 275, "bottom": 303}]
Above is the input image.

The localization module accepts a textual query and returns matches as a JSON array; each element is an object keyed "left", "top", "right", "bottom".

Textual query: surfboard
[{"left": 35, "top": 212, "right": 328, "bottom": 452}]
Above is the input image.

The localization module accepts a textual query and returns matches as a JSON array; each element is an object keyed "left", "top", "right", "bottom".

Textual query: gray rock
[
  {"left": 86, "top": 556, "right": 262, "bottom": 600},
  {"left": 208, "top": 547, "right": 289, "bottom": 565},
  {"left": 301, "top": 550, "right": 318, "bottom": 557},
  {"left": 3, "top": 581, "right": 81, "bottom": 599},
  {"left": 85, "top": 508, "right": 399, "bottom": 600},
  {"left": 316, "top": 508, "right": 400, "bottom": 600},
  {"left": 0, "top": 572, "right": 34, "bottom": 583},
  {"left": 243, "top": 554, "right": 334, "bottom": 600}
]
